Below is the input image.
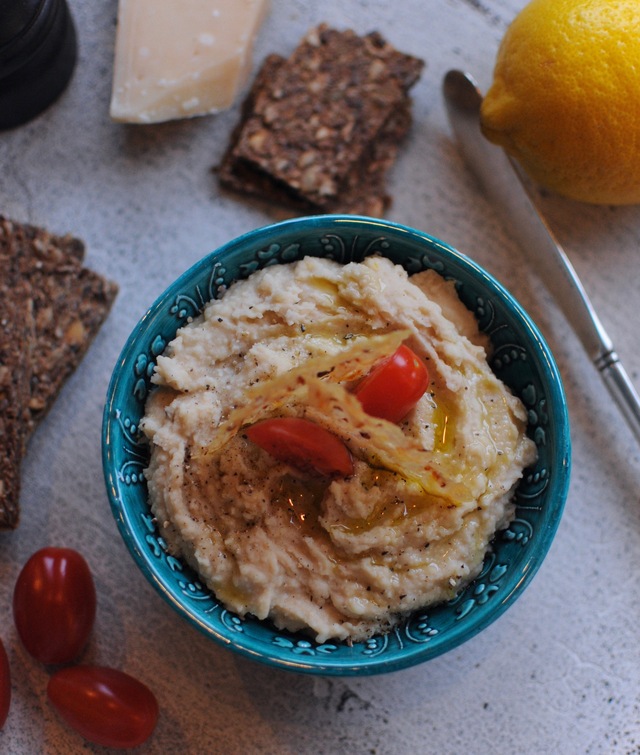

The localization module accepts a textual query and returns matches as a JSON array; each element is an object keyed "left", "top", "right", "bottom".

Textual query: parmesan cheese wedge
[{"left": 109, "top": 0, "right": 269, "bottom": 124}]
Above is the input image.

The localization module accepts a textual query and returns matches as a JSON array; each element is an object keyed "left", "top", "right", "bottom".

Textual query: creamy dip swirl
[{"left": 142, "top": 256, "right": 537, "bottom": 642}]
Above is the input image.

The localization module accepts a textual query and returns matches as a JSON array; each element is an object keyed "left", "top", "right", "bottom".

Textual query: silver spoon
[{"left": 442, "top": 69, "right": 640, "bottom": 444}]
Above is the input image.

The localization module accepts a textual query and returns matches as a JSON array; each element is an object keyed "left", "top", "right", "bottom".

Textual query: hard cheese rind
[{"left": 110, "top": 0, "right": 269, "bottom": 124}]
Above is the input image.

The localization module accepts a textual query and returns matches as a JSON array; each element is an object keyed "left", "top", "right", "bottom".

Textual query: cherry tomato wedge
[
  {"left": 245, "top": 417, "right": 354, "bottom": 477},
  {"left": 0, "top": 637, "right": 10, "bottom": 729},
  {"left": 13, "top": 547, "right": 96, "bottom": 665},
  {"left": 47, "top": 665, "right": 158, "bottom": 749},
  {"left": 354, "top": 344, "right": 429, "bottom": 423}
]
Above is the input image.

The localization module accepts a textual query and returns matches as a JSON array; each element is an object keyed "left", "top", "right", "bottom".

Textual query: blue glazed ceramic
[{"left": 102, "top": 215, "right": 571, "bottom": 675}]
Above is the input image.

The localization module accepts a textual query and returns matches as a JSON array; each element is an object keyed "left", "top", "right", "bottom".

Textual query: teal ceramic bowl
[{"left": 102, "top": 215, "right": 570, "bottom": 675}]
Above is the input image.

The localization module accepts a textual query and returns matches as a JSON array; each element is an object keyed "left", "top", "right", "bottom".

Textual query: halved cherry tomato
[
  {"left": 354, "top": 344, "right": 429, "bottom": 423},
  {"left": 0, "top": 637, "right": 10, "bottom": 729},
  {"left": 245, "top": 417, "right": 354, "bottom": 477},
  {"left": 13, "top": 547, "right": 96, "bottom": 665},
  {"left": 47, "top": 665, "right": 158, "bottom": 749}
]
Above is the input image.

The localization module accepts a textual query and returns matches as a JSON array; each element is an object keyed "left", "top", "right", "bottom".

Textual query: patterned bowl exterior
[{"left": 102, "top": 215, "right": 571, "bottom": 676}]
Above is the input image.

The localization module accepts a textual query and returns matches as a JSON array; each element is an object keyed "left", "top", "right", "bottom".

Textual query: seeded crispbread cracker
[
  {"left": 218, "top": 25, "right": 424, "bottom": 216},
  {"left": 219, "top": 54, "right": 414, "bottom": 217},
  {"left": 27, "top": 267, "right": 118, "bottom": 429},
  {"left": 0, "top": 216, "right": 118, "bottom": 528},
  {"left": 328, "top": 101, "right": 413, "bottom": 217},
  {"left": 0, "top": 237, "right": 33, "bottom": 529},
  {"left": 16, "top": 225, "right": 119, "bottom": 430}
]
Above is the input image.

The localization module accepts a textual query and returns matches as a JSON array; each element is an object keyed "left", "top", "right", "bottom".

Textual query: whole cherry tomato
[
  {"left": 13, "top": 547, "right": 96, "bottom": 664},
  {"left": 47, "top": 665, "right": 158, "bottom": 749},
  {"left": 0, "top": 636, "right": 10, "bottom": 729},
  {"left": 354, "top": 344, "right": 429, "bottom": 423},
  {"left": 245, "top": 417, "right": 354, "bottom": 477}
]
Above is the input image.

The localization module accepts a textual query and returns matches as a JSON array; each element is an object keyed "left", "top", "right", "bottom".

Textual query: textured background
[{"left": 1, "top": 1, "right": 639, "bottom": 753}]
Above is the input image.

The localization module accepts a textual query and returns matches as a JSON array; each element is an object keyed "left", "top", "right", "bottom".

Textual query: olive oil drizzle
[
  {"left": 328, "top": 468, "right": 452, "bottom": 536},
  {"left": 272, "top": 474, "right": 329, "bottom": 533}
]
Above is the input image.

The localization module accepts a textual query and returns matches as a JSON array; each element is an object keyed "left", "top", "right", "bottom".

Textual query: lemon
[{"left": 480, "top": 0, "right": 640, "bottom": 205}]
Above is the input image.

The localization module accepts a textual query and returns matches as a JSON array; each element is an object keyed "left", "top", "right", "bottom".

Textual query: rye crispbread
[
  {"left": 0, "top": 240, "right": 33, "bottom": 529},
  {"left": 218, "top": 25, "right": 424, "bottom": 216},
  {"left": 0, "top": 216, "right": 118, "bottom": 528}
]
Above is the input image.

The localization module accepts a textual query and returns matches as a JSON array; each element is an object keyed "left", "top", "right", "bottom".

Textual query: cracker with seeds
[
  {"left": 0, "top": 216, "right": 118, "bottom": 528},
  {"left": 218, "top": 25, "right": 424, "bottom": 216},
  {"left": 0, "top": 242, "right": 33, "bottom": 529},
  {"left": 14, "top": 222, "right": 119, "bottom": 430}
]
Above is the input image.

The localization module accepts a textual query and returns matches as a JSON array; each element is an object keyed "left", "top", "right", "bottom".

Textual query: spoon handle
[{"left": 443, "top": 69, "right": 640, "bottom": 444}]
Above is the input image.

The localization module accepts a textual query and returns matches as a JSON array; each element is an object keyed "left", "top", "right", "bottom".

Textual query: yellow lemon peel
[{"left": 480, "top": 0, "right": 640, "bottom": 205}]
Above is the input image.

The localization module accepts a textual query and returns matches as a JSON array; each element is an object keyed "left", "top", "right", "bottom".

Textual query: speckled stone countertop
[{"left": 1, "top": 1, "right": 639, "bottom": 753}]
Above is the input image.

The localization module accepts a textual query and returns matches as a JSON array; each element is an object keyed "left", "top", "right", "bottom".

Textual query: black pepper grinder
[{"left": 0, "top": 0, "right": 77, "bottom": 130}]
